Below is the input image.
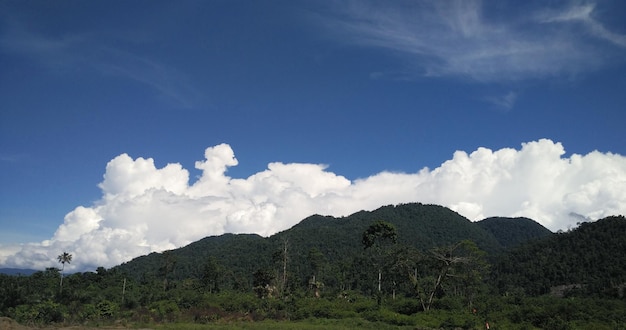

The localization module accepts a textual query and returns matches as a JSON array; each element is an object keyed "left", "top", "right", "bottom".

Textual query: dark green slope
[
  {"left": 270, "top": 203, "right": 502, "bottom": 261},
  {"left": 116, "top": 233, "right": 269, "bottom": 283},
  {"left": 476, "top": 216, "right": 553, "bottom": 249},
  {"left": 493, "top": 215, "right": 626, "bottom": 296},
  {"left": 266, "top": 203, "right": 504, "bottom": 289},
  {"left": 115, "top": 203, "right": 505, "bottom": 285}
]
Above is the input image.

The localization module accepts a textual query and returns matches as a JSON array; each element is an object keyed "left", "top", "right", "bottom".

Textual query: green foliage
[
  {"left": 12, "top": 300, "right": 66, "bottom": 325},
  {"left": 201, "top": 256, "right": 224, "bottom": 294},
  {"left": 114, "top": 203, "right": 508, "bottom": 292},
  {"left": 492, "top": 215, "right": 626, "bottom": 297},
  {"left": 150, "top": 300, "right": 180, "bottom": 322},
  {"left": 77, "top": 303, "right": 98, "bottom": 322},
  {"left": 291, "top": 297, "right": 366, "bottom": 320},
  {"left": 1, "top": 206, "right": 625, "bottom": 329},
  {"left": 362, "top": 220, "right": 398, "bottom": 249},
  {"left": 97, "top": 299, "right": 119, "bottom": 319},
  {"left": 361, "top": 308, "right": 415, "bottom": 326},
  {"left": 476, "top": 217, "right": 552, "bottom": 249}
]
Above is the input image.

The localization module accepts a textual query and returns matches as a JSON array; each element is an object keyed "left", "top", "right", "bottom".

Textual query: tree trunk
[
  {"left": 59, "top": 264, "right": 65, "bottom": 292},
  {"left": 282, "top": 239, "right": 288, "bottom": 296}
]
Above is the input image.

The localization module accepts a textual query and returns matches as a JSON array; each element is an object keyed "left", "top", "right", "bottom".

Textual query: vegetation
[
  {"left": 1, "top": 204, "right": 625, "bottom": 329},
  {"left": 57, "top": 251, "right": 72, "bottom": 293}
]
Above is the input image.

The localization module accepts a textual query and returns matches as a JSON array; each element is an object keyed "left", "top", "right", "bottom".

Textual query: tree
[
  {"left": 253, "top": 268, "right": 275, "bottom": 299},
  {"left": 271, "top": 238, "right": 289, "bottom": 297},
  {"left": 362, "top": 220, "right": 397, "bottom": 303},
  {"left": 200, "top": 256, "right": 223, "bottom": 293},
  {"left": 447, "top": 240, "right": 489, "bottom": 311},
  {"left": 159, "top": 251, "right": 176, "bottom": 291},
  {"left": 57, "top": 252, "right": 72, "bottom": 292},
  {"left": 308, "top": 247, "right": 326, "bottom": 297},
  {"left": 410, "top": 240, "right": 488, "bottom": 311}
]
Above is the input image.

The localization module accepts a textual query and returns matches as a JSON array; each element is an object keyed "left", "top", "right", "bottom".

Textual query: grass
[{"left": 151, "top": 318, "right": 417, "bottom": 330}]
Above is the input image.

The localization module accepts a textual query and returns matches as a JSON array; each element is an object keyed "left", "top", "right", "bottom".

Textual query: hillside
[
  {"left": 116, "top": 233, "right": 269, "bottom": 287},
  {"left": 476, "top": 216, "right": 553, "bottom": 249},
  {"left": 492, "top": 215, "right": 626, "bottom": 296},
  {"left": 115, "top": 203, "right": 534, "bottom": 287},
  {"left": 267, "top": 203, "right": 503, "bottom": 281},
  {"left": 3, "top": 206, "right": 626, "bottom": 328}
]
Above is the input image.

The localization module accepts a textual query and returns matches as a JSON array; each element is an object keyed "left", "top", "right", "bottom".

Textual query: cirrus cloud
[
  {"left": 321, "top": 1, "right": 626, "bottom": 82},
  {"left": 1, "top": 140, "right": 625, "bottom": 272}
]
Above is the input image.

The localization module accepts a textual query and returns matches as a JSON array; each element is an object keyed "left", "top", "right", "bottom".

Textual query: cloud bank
[
  {"left": 1, "top": 139, "right": 626, "bottom": 272},
  {"left": 323, "top": 1, "right": 626, "bottom": 81}
]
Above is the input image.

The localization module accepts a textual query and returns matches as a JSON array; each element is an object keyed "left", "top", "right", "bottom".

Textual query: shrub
[
  {"left": 389, "top": 297, "right": 421, "bottom": 315},
  {"left": 96, "top": 300, "right": 119, "bottom": 319},
  {"left": 362, "top": 308, "right": 415, "bottom": 326},
  {"left": 12, "top": 300, "right": 66, "bottom": 325},
  {"left": 149, "top": 300, "right": 180, "bottom": 322}
]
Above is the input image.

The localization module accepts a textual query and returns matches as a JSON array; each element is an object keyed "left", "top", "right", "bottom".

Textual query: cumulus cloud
[
  {"left": 1, "top": 140, "right": 625, "bottom": 272},
  {"left": 321, "top": 1, "right": 626, "bottom": 81}
]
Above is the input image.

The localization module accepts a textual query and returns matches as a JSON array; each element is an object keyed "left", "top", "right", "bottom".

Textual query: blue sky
[{"left": 1, "top": 0, "right": 626, "bottom": 271}]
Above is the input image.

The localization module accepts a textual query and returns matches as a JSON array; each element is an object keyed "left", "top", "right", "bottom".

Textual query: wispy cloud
[
  {"left": 537, "top": 3, "right": 626, "bottom": 48},
  {"left": 0, "top": 153, "right": 27, "bottom": 163},
  {"left": 93, "top": 47, "right": 200, "bottom": 109},
  {"left": 485, "top": 91, "right": 517, "bottom": 111},
  {"left": 0, "top": 20, "right": 200, "bottom": 109},
  {"left": 321, "top": 1, "right": 626, "bottom": 82}
]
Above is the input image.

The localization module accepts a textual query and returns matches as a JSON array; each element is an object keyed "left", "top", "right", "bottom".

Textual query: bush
[
  {"left": 362, "top": 308, "right": 415, "bottom": 326},
  {"left": 389, "top": 297, "right": 422, "bottom": 315},
  {"left": 96, "top": 300, "right": 119, "bottom": 319},
  {"left": 77, "top": 303, "right": 98, "bottom": 322},
  {"left": 149, "top": 300, "right": 180, "bottom": 322},
  {"left": 12, "top": 300, "right": 66, "bottom": 325}
]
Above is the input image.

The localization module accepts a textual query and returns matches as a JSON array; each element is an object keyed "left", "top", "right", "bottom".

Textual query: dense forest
[{"left": 1, "top": 203, "right": 625, "bottom": 329}]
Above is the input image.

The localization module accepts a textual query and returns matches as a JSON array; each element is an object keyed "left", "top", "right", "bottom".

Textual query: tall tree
[
  {"left": 159, "top": 251, "right": 176, "bottom": 291},
  {"left": 200, "top": 256, "right": 223, "bottom": 294},
  {"left": 362, "top": 220, "right": 397, "bottom": 302},
  {"left": 410, "top": 240, "right": 488, "bottom": 311},
  {"left": 57, "top": 252, "right": 72, "bottom": 292},
  {"left": 308, "top": 247, "right": 326, "bottom": 297},
  {"left": 271, "top": 238, "right": 289, "bottom": 297}
]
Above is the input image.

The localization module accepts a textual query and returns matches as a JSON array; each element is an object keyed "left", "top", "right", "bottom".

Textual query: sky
[{"left": 1, "top": 0, "right": 625, "bottom": 272}]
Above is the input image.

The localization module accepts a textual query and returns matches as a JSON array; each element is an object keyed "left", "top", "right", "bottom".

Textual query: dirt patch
[
  {"left": 0, "top": 317, "right": 30, "bottom": 330},
  {"left": 0, "top": 317, "right": 154, "bottom": 330}
]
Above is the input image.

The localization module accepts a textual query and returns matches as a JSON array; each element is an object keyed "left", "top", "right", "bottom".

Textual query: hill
[
  {"left": 115, "top": 203, "right": 532, "bottom": 288},
  {"left": 476, "top": 216, "right": 553, "bottom": 249},
  {"left": 3, "top": 204, "right": 626, "bottom": 328},
  {"left": 492, "top": 215, "right": 626, "bottom": 297},
  {"left": 0, "top": 268, "right": 38, "bottom": 276},
  {"left": 267, "top": 203, "right": 502, "bottom": 278}
]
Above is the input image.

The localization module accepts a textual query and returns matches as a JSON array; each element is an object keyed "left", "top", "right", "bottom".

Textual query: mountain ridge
[{"left": 114, "top": 203, "right": 550, "bottom": 284}]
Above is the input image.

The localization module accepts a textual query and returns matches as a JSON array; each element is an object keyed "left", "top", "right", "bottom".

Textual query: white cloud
[
  {"left": 537, "top": 3, "right": 626, "bottom": 48},
  {"left": 321, "top": 1, "right": 626, "bottom": 81},
  {"left": 1, "top": 140, "right": 625, "bottom": 272}
]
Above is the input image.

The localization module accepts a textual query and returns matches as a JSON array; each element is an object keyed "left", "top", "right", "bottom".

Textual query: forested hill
[
  {"left": 476, "top": 216, "right": 553, "bottom": 248},
  {"left": 115, "top": 234, "right": 269, "bottom": 286},
  {"left": 267, "top": 203, "right": 501, "bottom": 268},
  {"left": 114, "top": 203, "right": 547, "bottom": 283},
  {"left": 492, "top": 215, "right": 626, "bottom": 296}
]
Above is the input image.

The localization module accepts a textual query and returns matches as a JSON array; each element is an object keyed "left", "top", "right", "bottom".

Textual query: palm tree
[{"left": 57, "top": 251, "right": 72, "bottom": 292}]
